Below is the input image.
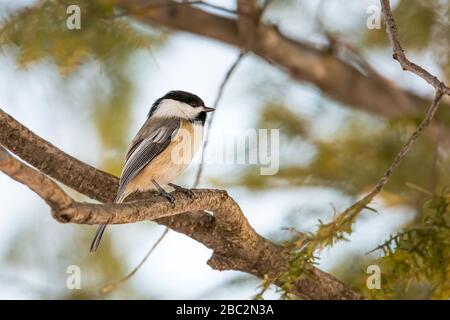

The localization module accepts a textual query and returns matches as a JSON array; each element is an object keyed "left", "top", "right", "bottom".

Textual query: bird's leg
[
  {"left": 168, "top": 183, "right": 195, "bottom": 199},
  {"left": 152, "top": 179, "right": 175, "bottom": 205}
]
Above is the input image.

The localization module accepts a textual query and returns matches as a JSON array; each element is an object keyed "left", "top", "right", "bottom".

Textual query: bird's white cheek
[
  {"left": 177, "top": 103, "right": 200, "bottom": 119},
  {"left": 152, "top": 99, "right": 198, "bottom": 119}
]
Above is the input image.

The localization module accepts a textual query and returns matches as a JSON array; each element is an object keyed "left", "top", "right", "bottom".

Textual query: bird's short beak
[{"left": 202, "top": 106, "right": 215, "bottom": 113}]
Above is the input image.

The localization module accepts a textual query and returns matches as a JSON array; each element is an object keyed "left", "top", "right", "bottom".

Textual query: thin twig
[
  {"left": 380, "top": 0, "right": 450, "bottom": 94},
  {"left": 99, "top": 227, "right": 169, "bottom": 294},
  {"left": 187, "top": 0, "right": 236, "bottom": 15},
  {"left": 113, "top": 0, "right": 237, "bottom": 19},
  {"left": 308, "top": 0, "right": 449, "bottom": 251},
  {"left": 368, "top": 91, "right": 443, "bottom": 197},
  {"left": 365, "top": 226, "right": 439, "bottom": 255},
  {"left": 333, "top": 76, "right": 444, "bottom": 229},
  {"left": 365, "top": 233, "right": 404, "bottom": 255},
  {"left": 358, "top": 0, "right": 450, "bottom": 262},
  {"left": 349, "top": 0, "right": 449, "bottom": 212},
  {"left": 193, "top": 51, "right": 246, "bottom": 187}
]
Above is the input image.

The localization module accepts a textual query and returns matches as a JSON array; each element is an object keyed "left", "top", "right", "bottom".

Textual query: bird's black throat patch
[{"left": 194, "top": 111, "right": 207, "bottom": 124}]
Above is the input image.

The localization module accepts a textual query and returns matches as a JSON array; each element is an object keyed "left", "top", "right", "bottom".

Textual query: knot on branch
[
  {"left": 51, "top": 209, "right": 73, "bottom": 223},
  {"left": 208, "top": 252, "right": 250, "bottom": 271}
]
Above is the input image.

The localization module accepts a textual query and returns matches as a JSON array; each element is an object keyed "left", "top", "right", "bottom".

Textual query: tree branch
[
  {"left": 115, "top": 0, "right": 447, "bottom": 123},
  {"left": 307, "top": 0, "right": 450, "bottom": 252},
  {"left": 380, "top": 0, "right": 450, "bottom": 94},
  {"left": 237, "top": 0, "right": 259, "bottom": 48},
  {"left": 0, "top": 109, "right": 118, "bottom": 203},
  {"left": 0, "top": 146, "right": 73, "bottom": 211},
  {"left": 0, "top": 108, "right": 363, "bottom": 299}
]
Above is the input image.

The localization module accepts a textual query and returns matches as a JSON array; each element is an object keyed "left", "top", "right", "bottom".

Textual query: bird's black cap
[
  {"left": 161, "top": 90, "right": 205, "bottom": 107},
  {"left": 148, "top": 90, "right": 205, "bottom": 118}
]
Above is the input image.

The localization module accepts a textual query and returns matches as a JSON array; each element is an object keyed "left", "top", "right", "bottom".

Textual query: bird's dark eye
[{"left": 190, "top": 102, "right": 198, "bottom": 107}]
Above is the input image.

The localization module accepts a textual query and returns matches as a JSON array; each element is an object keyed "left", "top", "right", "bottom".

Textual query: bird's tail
[
  {"left": 89, "top": 224, "right": 107, "bottom": 253},
  {"left": 89, "top": 192, "right": 127, "bottom": 253}
]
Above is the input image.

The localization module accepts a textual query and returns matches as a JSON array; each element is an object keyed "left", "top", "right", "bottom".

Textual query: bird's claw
[
  {"left": 160, "top": 191, "right": 176, "bottom": 206},
  {"left": 168, "top": 183, "right": 195, "bottom": 200},
  {"left": 152, "top": 179, "right": 176, "bottom": 207}
]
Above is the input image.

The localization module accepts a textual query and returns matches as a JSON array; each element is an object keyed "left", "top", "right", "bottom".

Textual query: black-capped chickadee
[{"left": 90, "top": 90, "right": 214, "bottom": 252}]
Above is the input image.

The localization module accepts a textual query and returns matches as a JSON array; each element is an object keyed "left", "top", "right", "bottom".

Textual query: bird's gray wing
[{"left": 115, "top": 117, "right": 180, "bottom": 201}]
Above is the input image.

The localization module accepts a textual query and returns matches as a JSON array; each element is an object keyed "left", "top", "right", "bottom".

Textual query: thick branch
[
  {"left": 0, "top": 109, "right": 118, "bottom": 202},
  {"left": 237, "top": 0, "right": 259, "bottom": 48},
  {"left": 0, "top": 108, "right": 363, "bottom": 299},
  {"left": 0, "top": 146, "right": 73, "bottom": 211},
  {"left": 116, "top": 0, "right": 445, "bottom": 122}
]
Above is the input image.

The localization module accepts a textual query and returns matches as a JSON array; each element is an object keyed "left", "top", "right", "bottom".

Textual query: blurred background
[{"left": 0, "top": 0, "right": 448, "bottom": 299}]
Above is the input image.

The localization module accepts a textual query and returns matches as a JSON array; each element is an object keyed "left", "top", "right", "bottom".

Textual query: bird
[{"left": 90, "top": 90, "right": 214, "bottom": 252}]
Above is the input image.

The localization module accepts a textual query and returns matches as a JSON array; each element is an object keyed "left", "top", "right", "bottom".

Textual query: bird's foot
[
  {"left": 159, "top": 190, "right": 176, "bottom": 205},
  {"left": 168, "top": 183, "right": 195, "bottom": 199},
  {"left": 152, "top": 179, "right": 176, "bottom": 207}
]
